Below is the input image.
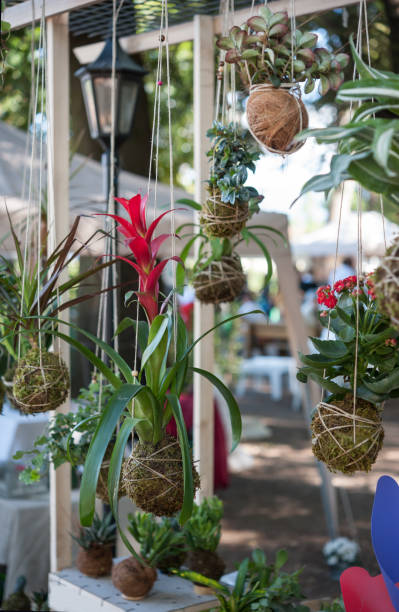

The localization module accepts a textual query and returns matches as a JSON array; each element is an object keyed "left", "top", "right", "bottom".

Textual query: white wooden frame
[{"left": 3, "top": 0, "right": 352, "bottom": 575}]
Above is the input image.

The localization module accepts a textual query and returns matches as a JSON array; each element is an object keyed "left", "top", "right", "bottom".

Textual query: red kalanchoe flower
[
  {"left": 385, "top": 338, "right": 397, "bottom": 348},
  {"left": 316, "top": 285, "right": 337, "bottom": 309},
  {"left": 343, "top": 275, "right": 357, "bottom": 290},
  {"left": 333, "top": 279, "right": 346, "bottom": 293},
  {"left": 101, "top": 193, "right": 181, "bottom": 323}
]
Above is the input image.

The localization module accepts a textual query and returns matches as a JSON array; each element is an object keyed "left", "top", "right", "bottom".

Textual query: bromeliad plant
[
  {"left": 216, "top": 5, "right": 349, "bottom": 154},
  {"left": 42, "top": 194, "right": 249, "bottom": 562},
  {"left": 297, "top": 275, "right": 399, "bottom": 474},
  {"left": 199, "top": 121, "right": 263, "bottom": 238},
  {"left": 175, "top": 548, "right": 309, "bottom": 612},
  {"left": 295, "top": 38, "right": 399, "bottom": 207}
]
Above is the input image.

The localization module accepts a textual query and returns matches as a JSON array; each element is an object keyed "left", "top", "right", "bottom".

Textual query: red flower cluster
[
  {"left": 385, "top": 338, "right": 397, "bottom": 348},
  {"left": 366, "top": 274, "right": 376, "bottom": 300},
  {"left": 333, "top": 275, "right": 357, "bottom": 293},
  {"left": 316, "top": 285, "right": 337, "bottom": 309},
  {"left": 101, "top": 194, "right": 180, "bottom": 323}
]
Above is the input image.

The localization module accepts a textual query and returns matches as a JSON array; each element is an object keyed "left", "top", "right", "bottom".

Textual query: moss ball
[
  {"left": 186, "top": 549, "right": 226, "bottom": 581},
  {"left": 374, "top": 237, "right": 399, "bottom": 330},
  {"left": 122, "top": 434, "right": 200, "bottom": 517},
  {"left": 13, "top": 348, "right": 69, "bottom": 414},
  {"left": 311, "top": 395, "right": 384, "bottom": 474},
  {"left": 200, "top": 189, "right": 249, "bottom": 238},
  {"left": 112, "top": 557, "right": 156, "bottom": 600},
  {"left": 96, "top": 458, "right": 127, "bottom": 503},
  {"left": 193, "top": 253, "right": 245, "bottom": 305}
]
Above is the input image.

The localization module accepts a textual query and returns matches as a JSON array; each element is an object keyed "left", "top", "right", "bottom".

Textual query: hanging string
[{"left": 290, "top": 0, "right": 296, "bottom": 82}]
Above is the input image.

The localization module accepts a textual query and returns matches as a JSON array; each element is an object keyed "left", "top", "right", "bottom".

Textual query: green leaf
[
  {"left": 275, "top": 549, "right": 288, "bottom": 570},
  {"left": 307, "top": 373, "right": 348, "bottom": 395},
  {"left": 175, "top": 198, "right": 202, "bottom": 211},
  {"left": 79, "top": 384, "right": 146, "bottom": 526},
  {"left": 190, "top": 366, "right": 242, "bottom": 451},
  {"left": 348, "top": 35, "right": 391, "bottom": 82},
  {"left": 241, "top": 49, "right": 259, "bottom": 60},
  {"left": 247, "top": 16, "right": 267, "bottom": 32},
  {"left": 338, "top": 79, "right": 399, "bottom": 102},
  {"left": 372, "top": 121, "right": 397, "bottom": 169},
  {"left": 309, "top": 338, "right": 348, "bottom": 359},
  {"left": 363, "top": 368, "right": 399, "bottom": 394},
  {"left": 233, "top": 558, "right": 249, "bottom": 598},
  {"left": 141, "top": 315, "right": 169, "bottom": 393},
  {"left": 299, "top": 31, "right": 318, "bottom": 48},
  {"left": 244, "top": 230, "right": 273, "bottom": 285},
  {"left": 171, "top": 569, "right": 228, "bottom": 594},
  {"left": 167, "top": 394, "right": 194, "bottom": 525},
  {"left": 114, "top": 317, "right": 149, "bottom": 355}
]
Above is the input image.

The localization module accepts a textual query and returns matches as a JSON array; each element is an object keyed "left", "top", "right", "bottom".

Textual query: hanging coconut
[
  {"left": 200, "top": 188, "right": 249, "bottom": 238},
  {"left": 246, "top": 85, "right": 308, "bottom": 155},
  {"left": 374, "top": 237, "right": 399, "bottom": 331},
  {"left": 96, "top": 458, "right": 127, "bottom": 503},
  {"left": 112, "top": 557, "right": 157, "bottom": 600},
  {"left": 311, "top": 395, "right": 384, "bottom": 474},
  {"left": 193, "top": 253, "right": 245, "bottom": 305},
  {"left": 12, "top": 348, "right": 69, "bottom": 414},
  {"left": 122, "top": 434, "right": 200, "bottom": 517},
  {"left": 76, "top": 544, "right": 113, "bottom": 578}
]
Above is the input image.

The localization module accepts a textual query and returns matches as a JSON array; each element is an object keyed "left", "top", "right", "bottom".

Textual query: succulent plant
[
  {"left": 72, "top": 512, "right": 116, "bottom": 551},
  {"left": 216, "top": 5, "right": 349, "bottom": 94},
  {"left": 183, "top": 496, "right": 223, "bottom": 554}
]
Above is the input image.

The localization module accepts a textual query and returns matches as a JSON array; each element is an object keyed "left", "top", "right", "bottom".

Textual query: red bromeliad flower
[{"left": 100, "top": 193, "right": 180, "bottom": 323}]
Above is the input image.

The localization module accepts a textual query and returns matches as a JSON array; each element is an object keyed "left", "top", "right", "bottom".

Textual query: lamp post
[
  {"left": 75, "top": 38, "right": 148, "bottom": 350},
  {"left": 75, "top": 36, "right": 148, "bottom": 200}
]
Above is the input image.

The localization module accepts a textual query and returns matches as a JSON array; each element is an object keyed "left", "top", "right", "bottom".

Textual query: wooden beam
[
  {"left": 193, "top": 14, "right": 215, "bottom": 501},
  {"left": 4, "top": 0, "right": 99, "bottom": 30},
  {"left": 47, "top": 13, "right": 72, "bottom": 573},
  {"left": 72, "top": 0, "right": 370, "bottom": 62}
]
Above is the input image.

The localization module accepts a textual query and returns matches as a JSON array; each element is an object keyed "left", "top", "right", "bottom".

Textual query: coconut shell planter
[
  {"left": 122, "top": 434, "right": 200, "bottom": 517},
  {"left": 112, "top": 557, "right": 157, "bottom": 601},
  {"left": 193, "top": 254, "right": 245, "bottom": 305},
  {"left": 311, "top": 395, "right": 384, "bottom": 474},
  {"left": 12, "top": 347, "right": 69, "bottom": 414},
  {"left": 200, "top": 190, "right": 249, "bottom": 238},
  {"left": 246, "top": 85, "right": 308, "bottom": 155}
]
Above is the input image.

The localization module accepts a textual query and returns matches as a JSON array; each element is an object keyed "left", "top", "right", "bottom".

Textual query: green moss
[
  {"left": 374, "top": 238, "right": 399, "bottom": 330},
  {"left": 122, "top": 434, "right": 200, "bottom": 517},
  {"left": 193, "top": 254, "right": 245, "bottom": 304},
  {"left": 311, "top": 395, "right": 384, "bottom": 474},
  {"left": 13, "top": 348, "right": 69, "bottom": 414},
  {"left": 200, "top": 188, "right": 249, "bottom": 238},
  {"left": 1, "top": 593, "right": 31, "bottom": 611}
]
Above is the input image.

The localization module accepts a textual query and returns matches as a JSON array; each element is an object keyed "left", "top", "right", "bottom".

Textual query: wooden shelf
[{"left": 49, "top": 563, "right": 218, "bottom": 612}]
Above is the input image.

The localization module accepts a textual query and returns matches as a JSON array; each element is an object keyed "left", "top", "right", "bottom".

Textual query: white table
[
  {"left": 236, "top": 355, "right": 301, "bottom": 410},
  {"left": 49, "top": 563, "right": 218, "bottom": 612}
]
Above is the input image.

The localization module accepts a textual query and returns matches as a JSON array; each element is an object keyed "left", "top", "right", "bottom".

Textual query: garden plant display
[
  {"left": 216, "top": 5, "right": 349, "bottom": 154},
  {"left": 127, "top": 511, "right": 186, "bottom": 574},
  {"left": 198, "top": 121, "right": 263, "bottom": 238},
  {"left": 71, "top": 512, "right": 116, "bottom": 578},
  {"left": 183, "top": 496, "right": 226, "bottom": 582},
  {"left": 296, "top": 38, "right": 399, "bottom": 207},
  {"left": 0, "top": 214, "right": 115, "bottom": 414},
  {"left": 175, "top": 548, "right": 309, "bottom": 611},
  {"left": 297, "top": 275, "right": 399, "bottom": 474},
  {"left": 38, "top": 194, "right": 249, "bottom": 572}
]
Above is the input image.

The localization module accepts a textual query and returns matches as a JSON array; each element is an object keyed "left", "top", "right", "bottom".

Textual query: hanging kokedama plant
[
  {"left": 12, "top": 347, "right": 69, "bottom": 414},
  {"left": 373, "top": 236, "right": 399, "bottom": 332},
  {"left": 200, "top": 121, "right": 263, "bottom": 238},
  {"left": 216, "top": 5, "right": 349, "bottom": 154},
  {"left": 297, "top": 275, "right": 398, "bottom": 474},
  {"left": 193, "top": 250, "right": 245, "bottom": 305}
]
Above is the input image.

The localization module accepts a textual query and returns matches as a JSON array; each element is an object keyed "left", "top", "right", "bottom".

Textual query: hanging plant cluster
[
  {"left": 180, "top": 122, "right": 283, "bottom": 305},
  {"left": 297, "top": 275, "right": 399, "bottom": 474},
  {"left": 216, "top": 5, "right": 349, "bottom": 154}
]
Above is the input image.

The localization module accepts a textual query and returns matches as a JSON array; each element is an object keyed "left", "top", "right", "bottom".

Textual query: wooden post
[
  {"left": 47, "top": 13, "right": 72, "bottom": 572},
  {"left": 193, "top": 14, "right": 215, "bottom": 500}
]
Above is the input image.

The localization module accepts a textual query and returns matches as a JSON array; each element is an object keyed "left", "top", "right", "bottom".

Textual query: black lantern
[{"left": 75, "top": 37, "right": 147, "bottom": 150}]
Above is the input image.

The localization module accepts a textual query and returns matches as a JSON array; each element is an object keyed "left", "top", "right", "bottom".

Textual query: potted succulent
[
  {"left": 323, "top": 537, "right": 360, "bottom": 581},
  {"left": 72, "top": 512, "right": 116, "bottom": 577},
  {"left": 183, "top": 496, "right": 225, "bottom": 590},
  {"left": 216, "top": 5, "right": 349, "bottom": 154},
  {"left": 178, "top": 204, "right": 283, "bottom": 305},
  {"left": 127, "top": 511, "right": 186, "bottom": 573},
  {"left": 0, "top": 214, "right": 114, "bottom": 414},
  {"left": 176, "top": 548, "right": 309, "bottom": 611},
  {"left": 297, "top": 275, "right": 399, "bottom": 474},
  {"left": 295, "top": 38, "right": 399, "bottom": 206},
  {"left": 200, "top": 121, "right": 263, "bottom": 238},
  {"left": 112, "top": 557, "right": 157, "bottom": 601}
]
